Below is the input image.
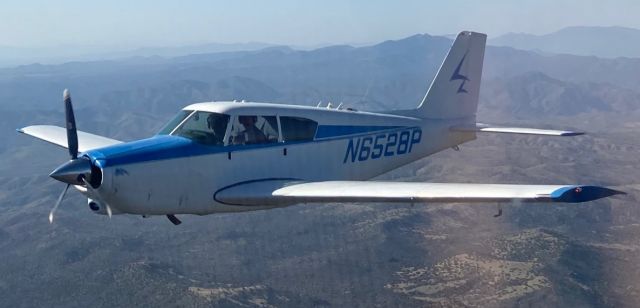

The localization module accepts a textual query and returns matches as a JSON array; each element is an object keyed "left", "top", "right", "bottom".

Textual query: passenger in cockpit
[
  {"left": 236, "top": 116, "right": 267, "bottom": 144},
  {"left": 207, "top": 113, "right": 227, "bottom": 145}
]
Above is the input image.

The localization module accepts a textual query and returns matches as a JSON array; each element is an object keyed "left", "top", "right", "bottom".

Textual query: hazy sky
[{"left": 2, "top": 0, "right": 639, "bottom": 48}]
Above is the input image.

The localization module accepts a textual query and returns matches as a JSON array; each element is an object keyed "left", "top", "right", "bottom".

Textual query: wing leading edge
[
  {"left": 17, "top": 125, "right": 122, "bottom": 152},
  {"left": 214, "top": 179, "right": 624, "bottom": 207},
  {"left": 451, "top": 123, "right": 584, "bottom": 136}
]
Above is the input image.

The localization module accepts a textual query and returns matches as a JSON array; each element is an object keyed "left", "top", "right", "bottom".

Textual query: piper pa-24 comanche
[{"left": 18, "top": 31, "right": 623, "bottom": 226}]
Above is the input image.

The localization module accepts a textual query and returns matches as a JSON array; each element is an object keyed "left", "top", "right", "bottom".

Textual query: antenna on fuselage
[
  {"left": 337, "top": 102, "right": 343, "bottom": 110},
  {"left": 326, "top": 102, "right": 333, "bottom": 109},
  {"left": 316, "top": 101, "right": 322, "bottom": 107}
]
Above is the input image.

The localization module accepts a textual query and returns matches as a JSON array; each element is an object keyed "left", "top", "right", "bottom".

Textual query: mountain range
[{"left": 490, "top": 26, "right": 640, "bottom": 58}]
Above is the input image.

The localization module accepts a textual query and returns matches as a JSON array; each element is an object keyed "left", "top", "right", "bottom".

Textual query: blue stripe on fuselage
[
  {"left": 315, "top": 125, "right": 402, "bottom": 139},
  {"left": 86, "top": 135, "right": 208, "bottom": 167},
  {"left": 87, "top": 135, "right": 289, "bottom": 167}
]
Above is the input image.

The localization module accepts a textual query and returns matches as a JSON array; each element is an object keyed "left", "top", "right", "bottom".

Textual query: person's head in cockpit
[
  {"left": 238, "top": 116, "right": 257, "bottom": 129},
  {"left": 207, "top": 114, "right": 227, "bottom": 136},
  {"left": 237, "top": 116, "right": 266, "bottom": 144}
]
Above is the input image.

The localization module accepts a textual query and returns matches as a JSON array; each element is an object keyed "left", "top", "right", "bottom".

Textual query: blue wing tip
[
  {"left": 551, "top": 185, "right": 625, "bottom": 203},
  {"left": 561, "top": 131, "right": 585, "bottom": 136}
]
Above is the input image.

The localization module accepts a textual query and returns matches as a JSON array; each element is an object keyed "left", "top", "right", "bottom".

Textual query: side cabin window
[
  {"left": 230, "top": 115, "right": 279, "bottom": 145},
  {"left": 280, "top": 116, "right": 318, "bottom": 142},
  {"left": 171, "top": 111, "right": 230, "bottom": 146}
]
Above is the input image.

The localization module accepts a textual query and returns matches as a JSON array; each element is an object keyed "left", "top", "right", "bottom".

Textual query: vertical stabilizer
[{"left": 417, "top": 31, "right": 486, "bottom": 119}]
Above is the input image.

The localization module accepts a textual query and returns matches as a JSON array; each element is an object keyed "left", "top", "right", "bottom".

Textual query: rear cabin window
[
  {"left": 230, "top": 115, "right": 279, "bottom": 145},
  {"left": 280, "top": 116, "right": 318, "bottom": 142}
]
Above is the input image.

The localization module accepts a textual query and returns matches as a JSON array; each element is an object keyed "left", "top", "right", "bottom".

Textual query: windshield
[
  {"left": 157, "top": 110, "right": 192, "bottom": 135},
  {"left": 171, "top": 111, "right": 230, "bottom": 146}
]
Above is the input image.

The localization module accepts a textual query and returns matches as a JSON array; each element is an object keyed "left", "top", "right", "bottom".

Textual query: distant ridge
[
  {"left": 0, "top": 41, "right": 277, "bottom": 68},
  {"left": 490, "top": 26, "right": 640, "bottom": 58}
]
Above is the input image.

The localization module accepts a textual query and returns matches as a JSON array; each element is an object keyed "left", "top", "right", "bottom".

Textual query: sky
[{"left": 1, "top": 0, "right": 640, "bottom": 48}]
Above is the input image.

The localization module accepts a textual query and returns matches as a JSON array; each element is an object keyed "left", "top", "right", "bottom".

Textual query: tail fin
[{"left": 417, "top": 31, "right": 486, "bottom": 119}]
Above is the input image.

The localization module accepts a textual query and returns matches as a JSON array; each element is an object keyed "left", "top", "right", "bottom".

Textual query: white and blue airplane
[{"left": 18, "top": 31, "right": 623, "bottom": 225}]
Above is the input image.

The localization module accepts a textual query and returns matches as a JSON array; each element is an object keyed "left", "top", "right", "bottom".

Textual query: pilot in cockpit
[
  {"left": 234, "top": 115, "right": 267, "bottom": 145},
  {"left": 207, "top": 113, "right": 228, "bottom": 145}
]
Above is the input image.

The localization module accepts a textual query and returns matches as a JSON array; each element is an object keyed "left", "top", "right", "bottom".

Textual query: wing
[
  {"left": 214, "top": 179, "right": 624, "bottom": 206},
  {"left": 451, "top": 123, "right": 583, "bottom": 136},
  {"left": 17, "top": 125, "right": 122, "bottom": 152}
]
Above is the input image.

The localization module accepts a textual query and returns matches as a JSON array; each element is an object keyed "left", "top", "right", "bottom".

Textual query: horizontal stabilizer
[
  {"left": 17, "top": 125, "right": 122, "bottom": 152},
  {"left": 214, "top": 179, "right": 623, "bottom": 206},
  {"left": 451, "top": 123, "right": 583, "bottom": 136}
]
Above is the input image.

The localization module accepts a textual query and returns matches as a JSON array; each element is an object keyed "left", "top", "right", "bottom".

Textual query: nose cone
[{"left": 50, "top": 158, "right": 92, "bottom": 185}]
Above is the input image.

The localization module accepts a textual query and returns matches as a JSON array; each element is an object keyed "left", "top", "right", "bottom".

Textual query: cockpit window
[
  {"left": 229, "top": 115, "right": 279, "bottom": 145},
  {"left": 172, "top": 111, "right": 230, "bottom": 146},
  {"left": 157, "top": 110, "right": 192, "bottom": 135}
]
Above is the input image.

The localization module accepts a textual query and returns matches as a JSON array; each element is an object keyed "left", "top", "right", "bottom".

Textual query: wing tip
[
  {"left": 551, "top": 185, "right": 625, "bottom": 203},
  {"left": 560, "top": 131, "right": 585, "bottom": 136}
]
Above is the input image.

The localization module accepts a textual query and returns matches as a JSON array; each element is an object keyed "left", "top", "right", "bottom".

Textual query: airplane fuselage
[{"left": 82, "top": 102, "right": 475, "bottom": 216}]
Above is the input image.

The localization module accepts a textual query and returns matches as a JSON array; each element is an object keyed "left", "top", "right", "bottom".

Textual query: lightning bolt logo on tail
[{"left": 450, "top": 52, "right": 469, "bottom": 94}]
